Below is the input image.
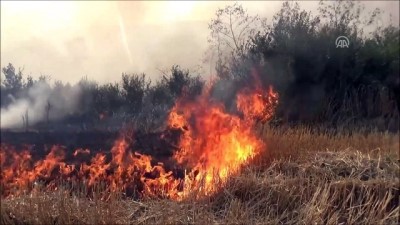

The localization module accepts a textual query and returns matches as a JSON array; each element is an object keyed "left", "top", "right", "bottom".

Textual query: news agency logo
[{"left": 336, "top": 36, "right": 350, "bottom": 48}]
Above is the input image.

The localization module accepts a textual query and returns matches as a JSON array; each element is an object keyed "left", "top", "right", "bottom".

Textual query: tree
[
  {"left": 359, "top": 25, "right": 400, "bottom": 113},
  {"left": 121, "top": 73, "right": 151, "bottom": 114},
  {"left": 94, "top": 83, "right": 124, "bottom": 115},
  {"left": 77, "top": 76, "right": 98, "bottom": 114},
  {"left": 45, "top": 101, "right": 51, "bottom": 126},
  {"left": 207, "top": 2, "right": 264, "bottom": 79},
  {"left": 25, "top": 76, "right": 34, "bottom": 89},
  {"left": 244, "top": 0, "right": 397, "bottom": 124},
  {"left": 2, "top": 63, "right": 24, "bottom": 94}
]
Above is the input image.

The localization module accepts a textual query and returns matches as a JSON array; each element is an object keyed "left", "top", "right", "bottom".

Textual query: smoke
[
  {"left": 0, "top": 81, "right": 82, "bottom": 129},
  {"left": 2, "top": 1, "right": 397, "bottom": 84}
]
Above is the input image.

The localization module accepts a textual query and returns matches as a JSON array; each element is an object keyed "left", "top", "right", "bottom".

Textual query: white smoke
[{"left": 0, "top": 81, "right": 82, "bottom": 129}]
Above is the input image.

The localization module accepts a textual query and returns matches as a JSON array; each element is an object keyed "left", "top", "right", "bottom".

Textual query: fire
[
  {"left": 167, "top": 86, "right": 267, "bottom": 196},
  {"left": 237, "top": 85, "right": 279, "bottom": 123},
  {"left": 0, "top": 83, "right": 278, "bottom": 200},
  {"left": 73, "top": 148, "right": 90, "bottom": 156}
]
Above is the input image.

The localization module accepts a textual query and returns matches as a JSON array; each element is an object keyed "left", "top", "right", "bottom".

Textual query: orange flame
[
  {"left": 237, "top": 85, "right": 279, "bottom": 123},
  {"left": 0, "top": 83, "right": 278, "bottom": 200},
  {"left": 167, "top": 87, "right": 266, "bottom": 196}
]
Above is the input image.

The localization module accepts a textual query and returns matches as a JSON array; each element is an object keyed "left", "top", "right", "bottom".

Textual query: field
[
  {"left": 1, "top": 1, "right": 399, "bottom": 224},
  {"left": 1, "top": 126, "right": 399, "bottom": 225}
]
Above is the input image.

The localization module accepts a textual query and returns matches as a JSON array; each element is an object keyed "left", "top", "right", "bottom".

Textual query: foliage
[
  {"left": 0, "top": 0, "right": 398, "bottom": 130},
  {"left": 0, "top": 64, "right": 203, "bottom": 130},
  {"left": 1, "top": 63, "right": 24, "bottom": 92},
  {"left": 207, "top": 2, "right": 264, "bottom": 80},
  {"left": 244, "top": 0, "right": 399, "bottom": 125}
]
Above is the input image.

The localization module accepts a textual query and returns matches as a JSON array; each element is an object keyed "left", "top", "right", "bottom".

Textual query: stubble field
[{"left": 1, "top": 126, "right": 399, "bottom": 225}]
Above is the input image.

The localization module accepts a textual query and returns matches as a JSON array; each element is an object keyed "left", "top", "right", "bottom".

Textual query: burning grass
[
  {"left": 1, "top": 127, "right": 399, "bottom": 225},
  {"left": 1, "top": 83, "right": 279, "bottom": 200},
  {"left": 1, "top": 82, "right": 399, "bottom": 224}
]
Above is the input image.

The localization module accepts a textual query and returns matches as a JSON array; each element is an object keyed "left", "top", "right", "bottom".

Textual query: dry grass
[{"left": 1, "top": 126, "right": 399, "bottom": 225}]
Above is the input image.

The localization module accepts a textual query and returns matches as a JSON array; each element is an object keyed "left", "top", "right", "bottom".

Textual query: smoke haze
[
  {"left": 1, "top": 1, "right": 399, "bottom": 129},
  {"left": 0, "top": 81, "right": 83, "bottom": 128},
  {"left": 1, "top": 1, "right": 398, "bottom": 84}
]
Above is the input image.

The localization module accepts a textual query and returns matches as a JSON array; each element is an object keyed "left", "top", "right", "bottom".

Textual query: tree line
[{"left": 1, "top": 1, "right": 399, "bottom": 131}]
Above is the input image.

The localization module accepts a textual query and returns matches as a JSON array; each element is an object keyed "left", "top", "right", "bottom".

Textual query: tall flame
[
  {"left": 0, "top": 83, "right": 279, "bottom": 200},
  {"left": 168, "top": 85, "right": 267, "bottom": 196}
]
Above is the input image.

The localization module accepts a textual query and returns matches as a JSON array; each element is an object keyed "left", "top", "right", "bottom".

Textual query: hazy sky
[{"left": 1, "top": 1, "right": 399, "bottom": 84}]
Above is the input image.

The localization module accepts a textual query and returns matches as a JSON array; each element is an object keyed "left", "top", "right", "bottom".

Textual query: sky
[{"left": 1, "top": 1, "right": 399, "bottom": 84}]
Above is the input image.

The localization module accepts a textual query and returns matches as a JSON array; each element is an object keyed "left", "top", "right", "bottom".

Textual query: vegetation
[
  {"left": 1, "top": 1, "right": 398, "bottom": 131},
  {"left": 1, "top": 126, "right": 398, "bottom": 225},
  {"left": 1, "top": 1, "right": 399, "bottom": 224}
]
